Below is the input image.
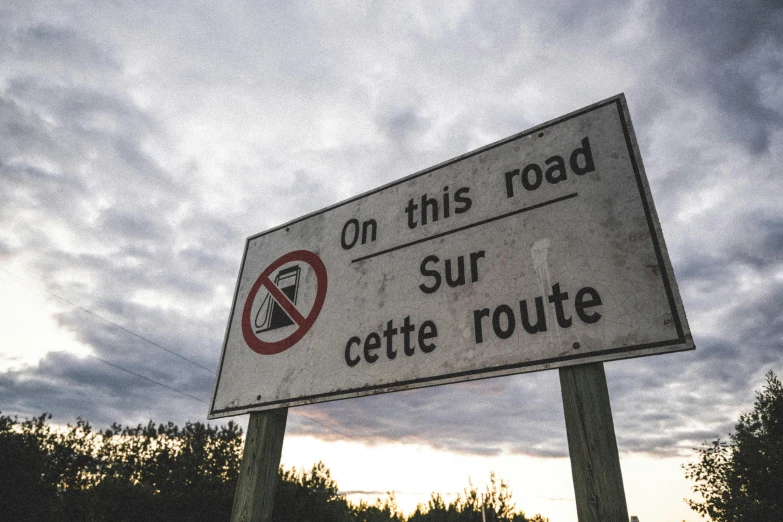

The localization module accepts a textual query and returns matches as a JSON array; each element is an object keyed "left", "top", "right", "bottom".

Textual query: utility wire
[
  {"left": 292, "top": 410, "right": 357, "bottom": 441},
  {"left": 0, "top": 267, "right": 356, "bottom": 441},
  {"left": 0, "top": 265, "right": 215, "bottom": 374},
  {"left": 0, "top": 313, "right": 209, "bottom": 405},
  {"left": 88, "top": 354, "right": 209, "bottom": 404}
]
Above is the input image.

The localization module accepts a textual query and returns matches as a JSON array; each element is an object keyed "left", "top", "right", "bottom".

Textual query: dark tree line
[
  {"left": 0, "top": 414, "right": 242, "bottom": 521},
  {"left": 684, "top": 371, "right": 783, "bottom": 521},
  {"left": 0, "top": 413, "right": 547, "bottom": 521}
]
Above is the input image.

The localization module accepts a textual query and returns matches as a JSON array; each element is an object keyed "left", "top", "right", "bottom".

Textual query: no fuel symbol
[{"left": 241, "top": 250, "right": 327, "bottom": 355}]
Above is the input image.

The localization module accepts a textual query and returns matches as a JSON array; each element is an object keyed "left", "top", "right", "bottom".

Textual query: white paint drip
[{"left": 530, "top": 238, "right": 556, "bottom": 350}]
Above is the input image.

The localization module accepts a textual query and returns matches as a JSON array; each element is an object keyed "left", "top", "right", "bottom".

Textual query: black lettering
[
  {"left": 340, "top": 219, "right": 359, "bottom": 250},
  {"left": 548, "top": 282, "right": 572, "bottom": 328},
  {"left": 362, "top": 219, "right": 377, "bottom": 244},
  {"left": 401, "top": 315, "right": 416, "bottom": 356},
  {"left": 519, "top": 297, "right": 547, "bottom": 334},
  {"left": 418, "top": 320, "right": 437, "bottom": 353},
  {"left": 405, "top": 198, "right": 419, "bottom": 229},
  {"left": 345, "top": 336, "right": 361, "bottom": 367},
  {"left": 504, "top": 169, "right": 520, "bottom": 198},
  {"left": 383, "top": 319, "right": 398, "bottom": 359},
  {"left": 570, "top": 136, "right": 595, "bottom": 175},
  {"left": 364, "top": 332, "right": 381, "bottom": 363},
  {"left": 445, "top": 256, "right": 465, "bottom": 288},
  {"left": 442, "top": 186, "right": 450, "bottom": 218},
  {"left": 492, "top": 304, "right": 516, "bottom": 339},
  {"left": 419, "top": 255, "right": 441, "bottom": 294},
  {"left": 575, "top": 287, "right": 602, "bottom": 324},
  {"left": 421, "top": 193, "right": 438, "bottom": 225},
  {"left": 521, "top": 164, "right": 543, "bottom": 191},
  {"left": 545, "top": 155, "right": 567, "bottom": 184},
  {"left": 454, "top": 187, "right": 472, "bottom": 213},
  {"left": 469, "top": 250, "right": 485, "bottom": 282},
  {"left": 473, "top": 308, "right": 490, "bottom": 343}
]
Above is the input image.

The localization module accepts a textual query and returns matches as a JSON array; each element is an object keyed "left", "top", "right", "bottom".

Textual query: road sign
[{"left": 209, "top": 93, "right": 693, "bottom": 418}]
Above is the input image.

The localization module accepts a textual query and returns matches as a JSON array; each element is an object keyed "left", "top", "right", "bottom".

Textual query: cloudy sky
[{"left": 1, "top": 1, "right": 781, "bottom": 521}]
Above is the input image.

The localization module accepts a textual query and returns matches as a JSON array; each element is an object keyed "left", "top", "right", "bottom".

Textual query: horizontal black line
[{"left": 351, "top": 192, "right": 578, "bottom": 263}]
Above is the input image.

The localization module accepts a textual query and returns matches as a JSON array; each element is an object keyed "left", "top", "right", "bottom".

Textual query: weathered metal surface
[{"left": 209, "top": 93, "right": 693, "bottom": 418}]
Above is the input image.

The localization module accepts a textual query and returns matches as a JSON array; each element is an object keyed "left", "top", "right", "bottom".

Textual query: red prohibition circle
[{"left": 241, "top": 250, "right": 327, "bottom": 355}]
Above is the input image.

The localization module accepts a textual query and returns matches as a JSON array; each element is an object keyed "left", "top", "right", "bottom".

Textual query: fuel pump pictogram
[{"left": 254, "top": 265, "right": 301, "bottom": 333}]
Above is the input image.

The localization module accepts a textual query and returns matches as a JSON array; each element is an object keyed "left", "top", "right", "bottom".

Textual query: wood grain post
[
  {"left": 231, "top": 408, "right": 288, "bottom": 522},
  {"left": 559, "top": 362, "right": 629, "bottom": 522}
]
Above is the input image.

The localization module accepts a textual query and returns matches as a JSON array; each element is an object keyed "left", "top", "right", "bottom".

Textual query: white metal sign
[{"left": 209, "top": 94, "right": 693, "bottom": 418}]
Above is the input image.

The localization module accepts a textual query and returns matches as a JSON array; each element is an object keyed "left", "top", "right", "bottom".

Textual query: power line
[
  {"left": 0, "top": 265, "right": 215, "bottom": 374},
  {"left": 0, "top": 313, "right": 210, "bottom": 405},
  {"left": 0, "top": 267, "right": 357, "bottom": 441},
  {"left": 292, "top": 410, "right": 357, "bottom": 441},
  {"left": 4, "top": 304, "right": 352, "bottom": 436},
  {"left": 88, "top": 354, "right": 209, "bottom": 404}
]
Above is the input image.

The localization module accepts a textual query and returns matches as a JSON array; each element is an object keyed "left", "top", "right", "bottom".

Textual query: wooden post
[
  {"left": 231, "top": 408, "right": 288, "bottom": 522},
  {"left": 559, "top": 362, "right": 629, "bottom": 522}
]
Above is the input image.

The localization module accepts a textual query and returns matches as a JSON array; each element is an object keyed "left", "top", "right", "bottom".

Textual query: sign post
[
  {"left": 560, "top": 363, "right": 628, "bottom": 522},
  {"left": 211, "top": 94, "right": 693, "bottom": 521},
  {"left": 231, "top": 409, "right": 288, "bottom": 522}
]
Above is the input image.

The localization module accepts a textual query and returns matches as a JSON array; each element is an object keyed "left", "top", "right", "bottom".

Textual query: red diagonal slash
[{"left": 260, "top": 277, "right": 306, "bottom": 325}]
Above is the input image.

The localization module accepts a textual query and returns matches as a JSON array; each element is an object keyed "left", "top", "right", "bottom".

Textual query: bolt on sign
[{"left": 208, "top": 94, "right": 693, "bottom": 418}]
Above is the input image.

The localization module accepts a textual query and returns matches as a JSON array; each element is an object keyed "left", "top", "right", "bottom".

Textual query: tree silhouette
[
  {"left": 407, "top": 473, "right": 548, "bottom": 522},
  {"left": 0, "top": 414, "right": 58, "bottom": 521},
  {"left": 0, "top": 414, "right": 244, "bottom": 521},
  {"left": 353, "top": 493, "right": 404, "bottom": 522},
  {"left": 272, "top": 461, "right": 356, "bottom": 522},
  {"left": 684, "top": 370, "right": 783, "bottom": 521},
  {"left": 0, "top": 412, "right": 547, "bottom": 522}
]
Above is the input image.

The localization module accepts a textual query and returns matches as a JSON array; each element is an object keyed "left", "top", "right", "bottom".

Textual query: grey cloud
[
  {"left": 735, "top": 287, "right": 783, "bottom": 357},
  {"left": 659, "top": 1, "right": 782, "bottom": 65},
  {"left": 1, "top": 1, "right": 782, "bottom": 462},
  {"left": 52, "top": 284, "right": 225, "bottom": 371},
  {"left": 0, "top": 94, "right": 59, "bottom": 161},
  {"left": 377, "top": 106, "right": 431, "bottom": 143},
  {"left": 731, "top": 215, "right": 783, "bottom": 269},
  {"left": 3, "top": 22, "right": 116, "bottom": 70},
  {"left": 179, "top": 213, "right": 244, "bottom": 254},
  {"left": 0, "top": 351, "right": 211, "bottom": 428},
  {"left": 99, "top": 208, "right": 165, "bottom": 241},
  {"left": 676, "top": 254, "right": 732, "bottom": 284},
  {"left": 0, "top": 30, "right": 233, "bottom": 430},
  {"left": 274, "top": 169, "right": 342, "bottom": 219},
  {"left": 657, "top": 0, "right": 783, "bottom": 154},
  {"left": 178, "top": 247, "right": 237, "bottom": 278},
  {"left": 0, "top": 79, "right": 175, "bottom": 243},
  {"left": 5, "top": 77, "right": 153, "bottom": 140},
  {"left": 605, "top": 338, "right": 776, "bottom": 455}
]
